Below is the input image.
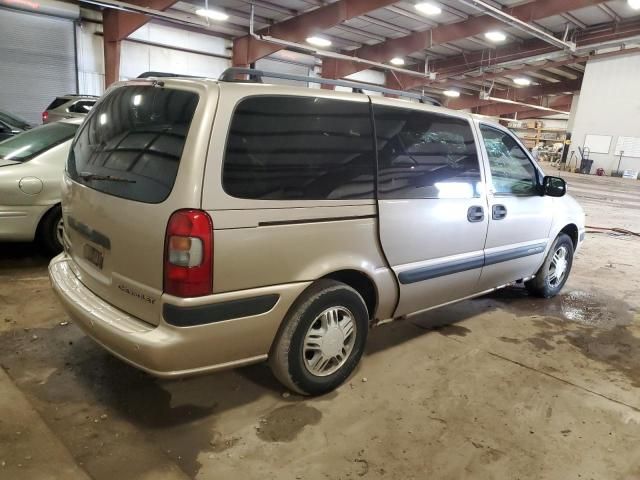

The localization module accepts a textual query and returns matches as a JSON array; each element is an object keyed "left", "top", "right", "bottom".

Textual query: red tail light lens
[
  {"left": 42, "top": 111, "right": 48, "bottom": 123},
  {"left": 164, "top": 209, "right": 213, "bottom": 297}
]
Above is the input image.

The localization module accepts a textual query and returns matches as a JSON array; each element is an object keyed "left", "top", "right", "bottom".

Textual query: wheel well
[
  {"left": 323, "top": 270, "right": 377, "bottom": 319},
  {"left": 36, "top": 203, "right": 61, "bottom": 236},
  {"left": 560, "top": 223, "right": 578, "bottom": 248}
]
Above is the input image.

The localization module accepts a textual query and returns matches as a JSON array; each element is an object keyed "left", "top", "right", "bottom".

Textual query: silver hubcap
[
  {"left": 549, "top": 246, "right": 568, "bottom": 287},
  {"left": 303, "top": 306, "right": 357, "bottom": 377},
  {"left": 55, "top": 217, "right": 64, "bottom": 246}
]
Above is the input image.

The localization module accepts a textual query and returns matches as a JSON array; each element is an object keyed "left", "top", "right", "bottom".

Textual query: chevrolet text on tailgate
[{"left": 49, "top": 69, "right": 586, "bottom": 396}]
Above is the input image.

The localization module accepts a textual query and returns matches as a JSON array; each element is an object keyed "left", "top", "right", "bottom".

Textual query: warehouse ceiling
[{"left": 99, "top": 0, "right": 640, "bottom": 117}]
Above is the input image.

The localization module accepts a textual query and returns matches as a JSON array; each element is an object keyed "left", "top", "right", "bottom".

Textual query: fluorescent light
[
  {"left": 415, "top": 2, "right": 442, "bottom": 15},
  {"left": 485, "top": 31, "right": 507, "bottom": 42},
  {"left": 306, "top": 36, "right": 332, "bottom": 47},
  {"left": 443, "top": 89, "right": 460, "bottom": 98},
  {"left": 390, "top": 57, "right": 405, "bottom": 66},
  {"left": 629, "top": 0, "right": 640, "bottom": 9},
  {"left": 195, "top": 8, "right": 229, "bottom": 21},
  {"left": 513, "top": 77, "right": 531, "bottom": 86},
  {"left": 485, "top": 96, "right": 570, "bottom": 115}
]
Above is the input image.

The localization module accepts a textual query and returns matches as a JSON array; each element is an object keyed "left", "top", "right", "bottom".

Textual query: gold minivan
[{"left": 49, "top": 70, "right": 585, "bottom": 395}]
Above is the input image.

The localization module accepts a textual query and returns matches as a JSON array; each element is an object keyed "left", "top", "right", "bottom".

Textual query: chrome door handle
[
  {"left": 492, "top": 204, "right": 507, "bottom": 220},
  {"left": 467, "top": 206, "right": 484, "bottom": 223}
]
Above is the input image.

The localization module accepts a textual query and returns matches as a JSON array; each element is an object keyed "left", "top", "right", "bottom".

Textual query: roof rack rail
[
  {"left": 137, "top": 71, "right": 198, "bottom": 79},
  {"left": 218, "top": 68, "right": 442, "bottom": 107}
]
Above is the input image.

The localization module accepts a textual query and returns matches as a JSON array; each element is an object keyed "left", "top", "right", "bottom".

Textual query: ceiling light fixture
[
  {"left": 195, "top": 8, "right": 229, "bottom": 21},
  {"left": 415, "top": 2, "right": 442, "bottom": 16},
  {"left": 306, "top": 36, "right": 332, "bottom": 47},
  {"left": 513, "top": 77, "right": 531, "bottom": 86},
  {"left": 485, "top": 31, "right": 507, "bottom": 42},
  {"left": 443, "top": 89, "right": 460, "bottom": 98},
  {"left": 390, "top": 57, "right": 405, "bottom": 66}
]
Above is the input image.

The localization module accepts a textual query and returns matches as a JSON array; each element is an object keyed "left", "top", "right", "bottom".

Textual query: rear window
[
  {"left": 67, "top": 86, "right": 199, "bottom": 203},
  {"left": 67, "top": 100, "right": 96, "bottom": 114},
  {"left": 222, "top": 96, "right": 375, "bottom": 200},
  {"left": 0, "top": 122, "right": 78, "bottom": 163},
  {"left": 46, "top": 98, "right": 69, "bottom": 110}
]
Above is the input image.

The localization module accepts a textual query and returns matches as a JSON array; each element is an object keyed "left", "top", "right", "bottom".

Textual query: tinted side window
[
  {"left": 223, "top": 96, "right": 374, "bottom": 200},
  {"left": 68, "top": 100, "right": 96, "bottom": 114},
  {"left": 480, "top": 125, "right": 538, "bottom": 196},
  {"left": 373, "top": 105, "right": 481, "bottom": 199},
  {"left": 68, "top": 86, "right": 198, "bottom": 204}
]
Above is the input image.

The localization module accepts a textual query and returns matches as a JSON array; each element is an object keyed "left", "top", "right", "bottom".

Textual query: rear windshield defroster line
[{"left": 67, "top": 85, "right": 199, "bottom": 204}]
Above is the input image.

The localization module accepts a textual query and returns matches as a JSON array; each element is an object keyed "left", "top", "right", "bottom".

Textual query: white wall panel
[{"left": 570, "top": 51, "right": 640, "bottom": 173}]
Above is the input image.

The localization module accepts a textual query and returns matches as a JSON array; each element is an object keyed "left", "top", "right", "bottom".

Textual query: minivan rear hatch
[{"left": 63, "top": 81, "right": 212, "bottom": 325}]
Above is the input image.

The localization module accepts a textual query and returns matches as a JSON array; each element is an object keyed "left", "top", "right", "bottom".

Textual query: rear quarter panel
[{"left": 201, "top": 84, "right": 397, "bottom": 320}]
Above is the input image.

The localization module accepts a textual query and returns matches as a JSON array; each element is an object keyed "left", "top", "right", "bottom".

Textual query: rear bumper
[
  {"left": 0, "top": 204, "right": 49, "bottom": 241},
  {"left": 49, "top": 254, "right": 310, "bottom": 377}
]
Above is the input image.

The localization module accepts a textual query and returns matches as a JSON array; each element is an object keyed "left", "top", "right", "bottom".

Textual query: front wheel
[
  {"left": 269, "top": 279, "right": 369, "bottom": 396},
  {"left": 526, "top": 233, "right": 574, "bottom": 298}
]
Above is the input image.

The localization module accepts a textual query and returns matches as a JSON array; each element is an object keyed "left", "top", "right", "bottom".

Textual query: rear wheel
[
  {"left": 269, "top": 279, "right": 369, "bottom": 396},
  {"left": 38, "top": 205, "right": 64, "bottom": 256},
  {"left": 526, "top": 233, "right": 574, "bottom": 298}
]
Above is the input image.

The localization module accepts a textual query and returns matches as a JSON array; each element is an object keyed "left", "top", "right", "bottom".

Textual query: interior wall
[
  {"left": 569, "top": 51, "right": 640, "bottom": 174},
  {"left": 75, "top": 12, "right": 232, "bottom": 96}
]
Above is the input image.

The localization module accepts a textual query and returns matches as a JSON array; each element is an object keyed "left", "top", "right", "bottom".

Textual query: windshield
[
  {"left": 67, "top": 85, "right": 199, "bottom": 204},
  {"left": 0, "top": 122, "right": 78, "bottom": 162},
  {"left": 0, "top": 111, "right": 31, "bottom": 129}
]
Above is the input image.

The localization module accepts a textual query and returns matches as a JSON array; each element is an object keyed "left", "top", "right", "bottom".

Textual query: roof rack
[
  {"left": 218, "top": 68, "right": 442, "bottom": 107},
  {"left": 137, "top": 71, "right": 198, "bottom": 79}
]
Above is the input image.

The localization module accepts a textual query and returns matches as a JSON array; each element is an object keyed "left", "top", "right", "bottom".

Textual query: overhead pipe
[
  {"left": 453, "top": 0, "right": 577, "bottom": 52},
  {"left": 483, "top": 97, "right": 570, "bottom": 115}
]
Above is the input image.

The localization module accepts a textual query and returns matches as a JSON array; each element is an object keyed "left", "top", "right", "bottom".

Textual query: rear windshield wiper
[{"left": 78, "top": 172, "right": 136, "bottom": 183}]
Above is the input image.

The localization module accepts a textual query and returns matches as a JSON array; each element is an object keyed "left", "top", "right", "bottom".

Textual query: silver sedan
[{"left": 0, "top": 118, "right": 81, "bottom": 254}]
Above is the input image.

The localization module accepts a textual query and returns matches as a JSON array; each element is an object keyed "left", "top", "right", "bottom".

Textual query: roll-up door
[{"left": 0, "top": 8, "right": 76, "bottom": 124}]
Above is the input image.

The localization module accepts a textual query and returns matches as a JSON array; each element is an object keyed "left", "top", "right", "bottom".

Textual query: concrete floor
[{"left": 1, "top": 170, "right": 639, "bottom": 480}]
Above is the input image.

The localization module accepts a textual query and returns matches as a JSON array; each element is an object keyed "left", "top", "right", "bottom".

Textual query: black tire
[
  {"left": 526, "top": 233, "right": 574, "bottom": 298},
  {"left": 269, "top": 279, "right": 369, "bottom": 396},
  {"left": 38, "top": 205, "right": 63, "bottom": 256}
]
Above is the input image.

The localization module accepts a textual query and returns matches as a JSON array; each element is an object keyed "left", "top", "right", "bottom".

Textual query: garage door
[{"left": 0, "top": 8, "right": 76, "bottom": 124}]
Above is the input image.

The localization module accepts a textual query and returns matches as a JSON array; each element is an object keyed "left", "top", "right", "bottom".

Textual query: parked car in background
[
  {"left": 49, "top": 73, "right": 585, "bottom": 395},
  {"left": 0, "top": 110, "right": 33, "bottom": 141},
  {"left": 0, "top": 118, "right": 81, "bottom": 254},
  {"left": 42, "top": 95, "right": 98, "bottom": 123}
]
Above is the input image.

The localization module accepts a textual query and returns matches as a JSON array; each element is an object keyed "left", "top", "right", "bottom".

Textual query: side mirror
[{"left": 542, "top": 176, "right": 567, "bottom": 197}]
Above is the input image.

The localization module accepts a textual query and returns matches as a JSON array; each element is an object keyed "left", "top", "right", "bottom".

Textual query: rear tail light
[
  {"left": 164, "top": 209, "right": 213, "bottom": 297},
  {"left": 42, "top": 111, "right": 48, "bottom": 123}
]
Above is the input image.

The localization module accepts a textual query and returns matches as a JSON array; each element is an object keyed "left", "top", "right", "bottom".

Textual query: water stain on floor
[
  {"left": 487, "top": 287, "right": 635, "bottom": 329},
  {"left": 489, "top": 287, "right": 640, "bottom": 386},
  {"left": 435, "top": 325, "right": 471, "bottom": 337},
  {"left": 256, "top": 404, "right": 322, "bottom": 442}
]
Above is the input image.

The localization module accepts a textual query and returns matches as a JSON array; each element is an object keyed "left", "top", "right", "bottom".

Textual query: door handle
[
  {"left": 492, "top": 204, "right": 507, "bottom": 220},
  {"left": 467, "top": 206, "right": 485, "bottom": 223}
]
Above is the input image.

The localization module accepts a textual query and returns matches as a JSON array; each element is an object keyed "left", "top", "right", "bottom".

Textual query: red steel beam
[
  {"left": 448, "top": 78, "right": 582, "bottom": 110},
  {"left": 475, "top": 94, "right": 572, "bottom": 116},
  {"left": 103, "top": 0, "right": 179, "bottom": 86},
  {"left": 322, "top": 0, "right": 608, "bottom": 80},
  {"left": 388, "top": 18, "right": 640, "bottom": 90},
  {"left": 232, "top": 0, "right": 398, "bottom": 67}
]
